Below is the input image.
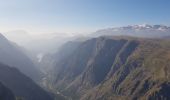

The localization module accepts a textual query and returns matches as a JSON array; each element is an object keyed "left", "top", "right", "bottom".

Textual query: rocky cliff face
[{"left": 49, "top": 36, "right": 170, "bottom": 100}]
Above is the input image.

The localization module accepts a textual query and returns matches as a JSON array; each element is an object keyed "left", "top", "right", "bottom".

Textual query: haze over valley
[{"left": 0, "top": 0, "right": 170, "bottom": 100}]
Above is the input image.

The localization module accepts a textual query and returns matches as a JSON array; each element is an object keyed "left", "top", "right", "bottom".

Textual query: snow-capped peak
[
  {"left": 93, "top": 24, "right": 170, "bottom": 38},
  {"left": 120, "top": 24, "right": 170, "bottom": 30}
]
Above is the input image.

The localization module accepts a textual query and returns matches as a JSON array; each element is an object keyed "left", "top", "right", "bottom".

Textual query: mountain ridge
[
  {"left": 0, "top": 33, "right": 41, "bottom": 81},
  {"left": 46, "top": 36, "right": 170, "bottom": 100},
  {"left": 93, "top": 24, "right": 170, "bottom": 38},
  {"left": 0, "top": 62, "right": 54, "bottom": 100}
]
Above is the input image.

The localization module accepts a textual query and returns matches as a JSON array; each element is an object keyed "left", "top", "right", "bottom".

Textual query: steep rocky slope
[
  {"left": 0, "top": 82, "right": 15, "bottom": 100},
  {"left": 0, "top": 33, "right": 41, "bottom": 81},
  {"left": 49, "top": 36, "right": 170, "bottom": 100},
  {"left": 0, "top": 63, "right": 54, "bottom": 100},
  {"left": 82, "top": 38, "right": 170, "bottom": 100}
]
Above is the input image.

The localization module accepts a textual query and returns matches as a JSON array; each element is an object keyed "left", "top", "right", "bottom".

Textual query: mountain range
[
  {"left": 1, "top": 24, "right": 170, "bottom": 100},
  {"left": 2, "top": 31, "right": 76, "bottom": 55},
  {"left": 0, "top": 33, "right": 57, "bottom": 100},
  {"left": 44, "top": 36, "right": 170, "bottom": 100},
  {"left": 0, "top": 33, "right": 41, "bottom": 81},
  {"left": 93, "top": 24, "right": 170, "bottom": 38}
]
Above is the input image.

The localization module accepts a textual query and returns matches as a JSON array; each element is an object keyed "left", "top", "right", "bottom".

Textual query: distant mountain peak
[
  {"left": 119, "top": 24, "right": 170, "bottom": 30},
  {"left": 93, "top": 24, "right": 170, "bottom": 38}
]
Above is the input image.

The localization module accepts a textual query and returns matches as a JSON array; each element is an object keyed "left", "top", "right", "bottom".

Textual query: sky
[{"left": 0, "top": 0, "right": 170, "bottom": 34}]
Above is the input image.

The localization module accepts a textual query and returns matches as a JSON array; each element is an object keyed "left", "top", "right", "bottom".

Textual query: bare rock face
[{"left": 49, "top": 36, "right": 170, "bottom": 100}]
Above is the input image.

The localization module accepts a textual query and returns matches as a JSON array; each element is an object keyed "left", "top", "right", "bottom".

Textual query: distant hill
[
  {"left": 48, "top": 36, "right": 170, "bottom": 100},
  {"left": 2, "top": 31, "right": 75, "bottom": 55}
]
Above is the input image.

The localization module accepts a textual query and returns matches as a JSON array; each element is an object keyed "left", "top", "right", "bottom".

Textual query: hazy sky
[{"left": 0, "top": 0, "right": 170, "bottom": 34}]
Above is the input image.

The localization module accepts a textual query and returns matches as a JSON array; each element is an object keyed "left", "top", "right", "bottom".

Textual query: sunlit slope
[{"left": 50, "top": 36, "right": 170, "bottom": 100}]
